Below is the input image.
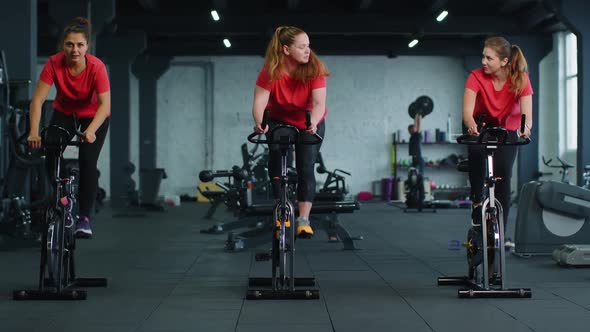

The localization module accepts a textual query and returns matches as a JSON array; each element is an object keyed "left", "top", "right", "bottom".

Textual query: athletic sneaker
[
  {"left": 296, "top": 217, "right": 313, "bottom": 238},
  {"left": 75, "top": 216, "right": 92, "bottom": 239},
  {"left": 504, "top": 238, "right": 515, "bottom": 250}
]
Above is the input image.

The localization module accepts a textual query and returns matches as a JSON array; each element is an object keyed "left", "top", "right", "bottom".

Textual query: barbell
[{"left": 408, "top": 95, "right": 434, "bottom": 119}]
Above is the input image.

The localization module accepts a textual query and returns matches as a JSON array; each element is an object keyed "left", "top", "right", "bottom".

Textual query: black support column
[
  {"left": 0, "top": 0, "right": 36, "bottom": 179},
  {"left": 98, "top": 32, "right": 146, "bottom": 208},
  {"left": 131, "top": 55, "right": 171, "bottom": 170},
  {"left": 548, "top": 0, "right": 590, "bottom": 184},
  {"left": 0, "top": 0, "right": 37, "bottom": 100}
]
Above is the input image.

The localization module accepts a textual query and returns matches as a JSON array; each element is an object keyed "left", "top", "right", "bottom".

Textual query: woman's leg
[
  {"left": 75, "top": 118, "right": 109, "bottom": 237},
  {"left": 468, "top": 145, "right": 486, "bottom": 224},
  {"left": 294, "top": 121, "right": 325, "bottom": 237},
  {"left": 493, "top": 144, "right": 518, "bottom": 235}
]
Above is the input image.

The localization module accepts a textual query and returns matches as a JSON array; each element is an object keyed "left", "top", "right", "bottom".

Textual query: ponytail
[
  {"left": 263, "top": 26, "right": 329, "bottom": 82},
  {"left": 264, "top": 27, "right": 286, "bottom": 81},
  {"left": 484, "top": 36, "right": 529, "bottom": 95},
  {"left": 509, "top": 44, "right": 528, "bottom": 95}
]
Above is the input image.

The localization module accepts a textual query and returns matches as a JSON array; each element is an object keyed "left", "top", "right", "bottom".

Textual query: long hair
[
  {"left": 484, "top": 36, "right": 528, "bottom": 95},
  {"left": 58, "top": 17, "right": 92, "bottom": 52},
  {"left": 264, "top": 26, "right": 329, "bottom": 82}
]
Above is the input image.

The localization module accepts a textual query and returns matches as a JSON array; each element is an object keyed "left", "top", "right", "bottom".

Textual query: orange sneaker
[{"left": 296, "top": 217, "right": 313, "bottom": 238}]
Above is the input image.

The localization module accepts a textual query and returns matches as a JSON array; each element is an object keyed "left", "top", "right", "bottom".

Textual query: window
[{"left": 563, "top": 32, "right": 578, "bottom": 150}]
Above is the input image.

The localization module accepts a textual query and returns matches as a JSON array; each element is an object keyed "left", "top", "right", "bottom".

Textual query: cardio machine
[
  {"left": 542, "top": 155, "right": 574, "bottom": 184},
  {"left": 438, "top": 116, "right": 532, "bottom": 298},
  {"left": 13, "top": 116, "right": 107, "bottom": 300},
  {"left": 245, "top": 111, "right": 322, "bottom": 300}
]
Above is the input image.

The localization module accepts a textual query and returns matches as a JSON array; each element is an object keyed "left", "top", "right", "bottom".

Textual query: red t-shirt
[
  {"left": 40, "top": 52, "right": 110, "bottom": 118},
  {"left": 256, "top": 66, "right": 327, "bottom": 129},
  {"left": 465, "top": 68, "right": 533, "bottom": 131}
]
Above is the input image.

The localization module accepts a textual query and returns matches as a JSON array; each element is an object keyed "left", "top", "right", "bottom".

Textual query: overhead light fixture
[
  {"left": 408, "top": 39, "right": 419, "bottom": 48},
  {"left": 223, "top": 39, "right": 231, "bottom": 48},
  {"left": 211, "top": 10, "right": 220, "bottom": 21},
  {"left": 436, "top": 10, "right": 448, "bottom": 22}
]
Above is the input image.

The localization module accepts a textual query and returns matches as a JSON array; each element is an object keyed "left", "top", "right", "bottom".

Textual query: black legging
[
  {"left": 46, "top": 110, "right": 109, "bottom": 218},
  {"left": 267, "top": 119, "right": 325, "bottom": 202},
  {"left": 468, "top": 132, "right": 518, "bottom": 230}
]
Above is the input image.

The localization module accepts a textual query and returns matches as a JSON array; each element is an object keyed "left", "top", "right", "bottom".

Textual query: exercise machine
[
  {"left": 514, "top": 180, "right": 590, "bottom": 255},
  {"left": 438, "top": 117, "right": 532, "bottom": 298},
  {"left": 14, "top": 116, "right": 107, "bottom": 300},
  {"left": 245, "top": 111, "right": 320, "bottom": 300}
]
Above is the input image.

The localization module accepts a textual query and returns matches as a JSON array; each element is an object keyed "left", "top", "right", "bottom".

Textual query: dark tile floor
[{"left": 1, "top": 201, "right": 590, "bottom": 332}]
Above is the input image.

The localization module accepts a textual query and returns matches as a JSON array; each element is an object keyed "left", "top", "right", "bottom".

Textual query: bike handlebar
[
  {"left": 542, "top": 156, "right": 575, "bottom": 169},
  {"left": 456, "top": 128, "right": 530, "bottom": 146},
  {"left": 247, "top": 110, "right": 323, "bottom": 145},
  {"left": 457, "top": 114, "right": 530, "bottom": 146},
  {"left": 41, "top": 114, "right": 86, "bottom": 147}
]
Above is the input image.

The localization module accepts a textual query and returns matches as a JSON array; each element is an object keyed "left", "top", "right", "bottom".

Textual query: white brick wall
[
  {"left": 38, "top": 55, "right": 469, "bottom": 198},
  {"left": 35, "top": 52, "right": 559, "bottom": 198},
  {"left": 166, "top": 55, "right": 468, "bottom": 196}
]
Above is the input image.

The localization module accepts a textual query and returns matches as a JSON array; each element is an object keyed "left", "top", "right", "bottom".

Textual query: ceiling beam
[
  {"left": 520, "top": 1, "right": 555, "bottom": 30},
  {"left": 115, "top": 13, "right": 524, "bottom": 37},
  {"left": 143, "top": 35, "right": 482, "bottom": 57},
  {"left": 137, "top": 0, "right": 159, "bottom": 11},
  {"left": 430, "top": 0, "right": 448, "bottom": 13},
  {"left": 213, "top": 0, "right": 227, "bottom": 10},
  {"left": 499, "top": 0, "right": 538, "bottom": 14},
  {"left": 358, "top": 0, "right": 373, "bottom": 10},
  {"left": 287, "top": 0, "right": 299, "bottom": 10}
]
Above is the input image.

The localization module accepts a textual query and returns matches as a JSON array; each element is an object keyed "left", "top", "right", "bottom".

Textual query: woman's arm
[
  {"left": 520, "top": 94, "right": 533, "bottom": 137},
  {"left": 309, "top": 87, "right": 326, "bottom": 134},
  {"left": 252, "top": 86, "right": 270, "bottom": 133},
  {"left": 84, "top": 91, "right": 111, "bottom": 143},
  {"left": 28, "top": 80, "right": 52, "bottom": 148},
  {"left": 462, "top": 88, "right": 479, "bottom": 136}
]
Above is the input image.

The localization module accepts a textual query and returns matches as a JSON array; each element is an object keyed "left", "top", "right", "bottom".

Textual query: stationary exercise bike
[
  {"left": 542, "top": 155, "right": 574, "bottom": 184},
  {"left": 13, "top": 115, "right": 107, "bottom": 300},
  {"left": 245, "top": 111, "right": 322, "bottom": 300},
  {"left": 438, "top": 115, "right": 532, "bottom": 298}
]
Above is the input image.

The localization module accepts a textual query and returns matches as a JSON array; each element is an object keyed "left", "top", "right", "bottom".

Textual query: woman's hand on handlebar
[
  {"left": 519, "top": 125, "right": 531, "bottom": 139},
  {"left": 27, "top": 133, "right": 42, "bottom": 149},
  {"left": 306, "top": 121, "right": 318, "bottom": 135},
  {"left": 466, "top": 122, "right": 480, "bottom": 137},
  {"left": 253, "top": 123, "right": 268, "bottom": 135},
  {"left": 82, "top": 130, "right": 96, "bottom": 143}
]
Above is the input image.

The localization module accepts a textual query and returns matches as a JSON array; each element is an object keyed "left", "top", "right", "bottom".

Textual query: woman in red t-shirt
[
  {"left": 462, "top": 36, "right": 532, "bottom": 247},
  {"left": 27, "top": 17, "right": 110, "bottom": 239},
  {"left": 252, "top": 26, "right": 330, "bottom": 238}
]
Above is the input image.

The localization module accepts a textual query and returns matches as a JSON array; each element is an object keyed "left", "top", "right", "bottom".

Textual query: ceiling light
[
  {"left": 408, "top": 39, "right": 419, "bottom": 48},
  {"left": 223, "top": 39, "right": 231, "bottom": 48},
  {"left": 436, "top": 10, "right": 448, "bottom": 22},
  {"left": 211, "top": 10, "right": 220, "bottom": 21}
]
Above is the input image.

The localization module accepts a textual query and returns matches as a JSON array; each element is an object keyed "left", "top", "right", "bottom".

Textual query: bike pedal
[
  {"left": 275, "top": 220, "right": 291, "bottom": 228},
  {"left": 255, "top": 252, "right": 271, "bottom": 261}
]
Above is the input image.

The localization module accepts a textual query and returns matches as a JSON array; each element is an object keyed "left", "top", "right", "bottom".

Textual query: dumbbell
[
  {"left": 408, "top": 95, "right": 434, "bottom": 119},
  {"left": 199, "top": 167, "right": 248, "bottom": 182}
]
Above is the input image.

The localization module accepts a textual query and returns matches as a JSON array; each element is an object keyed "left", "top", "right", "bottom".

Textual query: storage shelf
[{"left": 396, "top": 164, "right": 457, "bottom": 169}]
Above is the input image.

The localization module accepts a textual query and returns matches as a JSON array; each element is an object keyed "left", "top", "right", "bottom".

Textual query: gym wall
[
  {"left": 155, "top": 55, "right": 467, "bottom": 197},
  {"left": 38, "top": 50, "right": 559, "bottom": 199}
]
